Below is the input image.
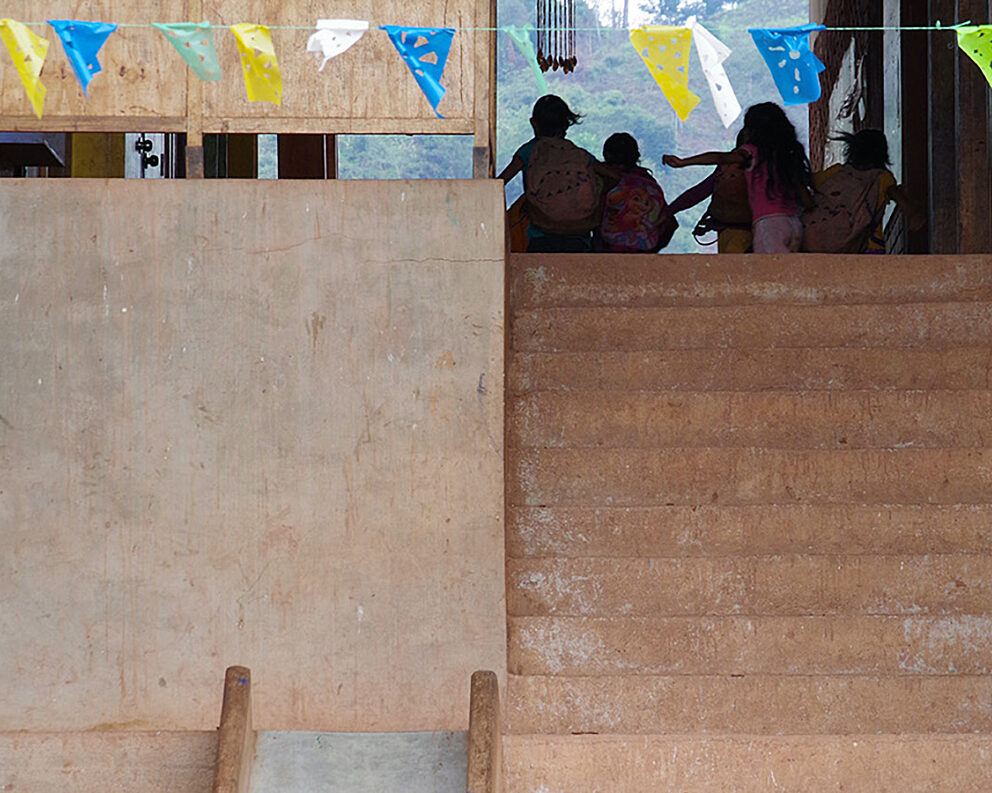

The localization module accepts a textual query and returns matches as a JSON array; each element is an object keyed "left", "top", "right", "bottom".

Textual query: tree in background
[{"left": 639, "top": 0, "right": 739, "bottom": 25}]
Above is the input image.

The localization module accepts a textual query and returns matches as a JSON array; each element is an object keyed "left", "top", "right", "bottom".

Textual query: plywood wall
[
  {"left": 0, "top": 179, "right": 506, "bottom": 731},
  {"left": 0, "top": 0, "right": 492, "bottom": 135}
]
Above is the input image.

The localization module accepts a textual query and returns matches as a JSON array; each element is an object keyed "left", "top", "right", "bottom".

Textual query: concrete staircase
[{"left": 503, "top": 253, "right": 992, "bottom": 793}]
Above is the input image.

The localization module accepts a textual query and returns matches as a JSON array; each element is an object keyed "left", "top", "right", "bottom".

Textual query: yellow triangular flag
[
  {"left": 957, "top": 25, "right": 992, "bottom": 89},
  {"left": 630, "top": 25, "right": 700, "bottom": 122},
  {"left": 230, "top": 23, "right": 281, "bottom": 104},
  {"left": 0, "top": 19, "right": 48, "bottom": 119}
]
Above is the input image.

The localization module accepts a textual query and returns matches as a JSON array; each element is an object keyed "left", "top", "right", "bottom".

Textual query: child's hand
[{"left": 662, "top": 154, "right": 685, "bottom": 168}]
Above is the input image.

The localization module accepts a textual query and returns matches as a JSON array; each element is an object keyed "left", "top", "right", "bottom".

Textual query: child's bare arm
[
  {"left": 592, "top": 160, "right": 623, "bottom": 183},
  {"left": 663, "top": 150, "right": 745, "bottom": 168},
  {"left": 887, "top": 183, "right": 927, "bottom": 232},
  {"left": 497, "top": 156, "right": 524, "bottom": 183}
]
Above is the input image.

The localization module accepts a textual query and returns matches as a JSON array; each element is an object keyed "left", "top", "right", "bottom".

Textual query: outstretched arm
[
  {"left": 592, "top": 160, "right": 623, "bottom": 184},
  {"left": 663, "top": 150, "right": 745, "bottom": 168},
  {"left": 667, "top": 172, "right": 719, "bottom": 215},
  {"left": 887, "top": 183, "right": 927, "bottom": 232},
  {"left": 497, "top": 156, "right": 524, "bottom": 183}
]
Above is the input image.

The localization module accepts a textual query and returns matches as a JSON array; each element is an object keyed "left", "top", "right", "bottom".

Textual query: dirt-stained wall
[{"left": 0, "top": 179, "right": 506, "bottom": 731}]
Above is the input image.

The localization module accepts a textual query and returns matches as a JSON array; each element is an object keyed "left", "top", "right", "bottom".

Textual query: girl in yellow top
[{"left": 804, "top": 129, "right": 925, "bottom": 253}]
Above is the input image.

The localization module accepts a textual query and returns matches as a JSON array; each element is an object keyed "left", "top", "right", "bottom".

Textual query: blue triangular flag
[
  {"left": 749, "top": 24, "right": 826, "bottom": 106},
  {"left": 48, "top": 19, "right": 118, "bottom": 96},
  {"left": 380, "top": 26, "right": 454, "bottom": 118}
]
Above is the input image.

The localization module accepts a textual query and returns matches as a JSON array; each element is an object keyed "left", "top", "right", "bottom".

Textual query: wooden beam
[
  {"left": 185, "top": 0, "right": 205, "bottom": 178},
  {"left": 212, "top": 666, "right": 255, "bottom": 793},
  {"left": 901, "top": 0, "right": 930, "bottom": 253},
  {"left": 466, "top": 670, "right": 502, "bottom": 793},
  {"left": 956, "top": 0, "right": 991, "bottom": 252},
  {"left": 473, "top": 0, "right": 496, "bottom": 177},
  {"left": 927, "top": 0, "right": 958, "bottom": 253}
]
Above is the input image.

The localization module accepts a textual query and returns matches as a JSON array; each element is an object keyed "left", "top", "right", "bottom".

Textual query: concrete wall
[{"left": 0, "top": 179, "right": 506, "bottom": 731}]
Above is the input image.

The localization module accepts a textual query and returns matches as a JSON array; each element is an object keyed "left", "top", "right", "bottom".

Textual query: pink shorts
[{"left": 752, "top": 214, "right": 803, "bottom": 253}]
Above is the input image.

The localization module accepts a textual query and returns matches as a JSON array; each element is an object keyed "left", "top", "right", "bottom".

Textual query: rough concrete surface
[
  {"left": 0, "top": 179, "right": 506, "bottom": 731},
  {"left": 249, "top": 730, "right": 467, "bottom": 793},
  {"left": 0, "top": 731, "right": 217, "bottom": 793}
]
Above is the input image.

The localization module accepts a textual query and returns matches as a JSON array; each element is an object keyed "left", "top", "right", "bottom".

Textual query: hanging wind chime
[{"left": 536, "top": 0, "right": 576, "bottom": 73}]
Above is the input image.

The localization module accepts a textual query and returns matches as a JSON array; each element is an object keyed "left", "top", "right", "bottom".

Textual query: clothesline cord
[{"left": 16, "top": 21, "right": 976, "bottom": 32}]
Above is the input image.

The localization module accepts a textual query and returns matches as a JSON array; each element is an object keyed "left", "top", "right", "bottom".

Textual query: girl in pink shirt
[{"left": 663, "top": 103, "right": 813, "bottom": 253}]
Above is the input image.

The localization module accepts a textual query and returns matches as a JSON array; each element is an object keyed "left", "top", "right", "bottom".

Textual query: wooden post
[
  {"left": 473, "top": 0, "right": 496, "bottom": 178},
  {"left": 185, "top": 0, "right": 205, "bottom": 178},
  {"left": 901, "top": 0, "right": 930, "bottom": 253},
  {"left": 466, "top": 670, "right": 502, "bottom": 793},
  {"left": 212, "top": 666, "right": 255, "bottom": 793},
  {"left": 956, "top": 0, "right": 991, "bottom": 252},
  {"left": 928, "top": 0, "right": 959, "bottom": 253}
]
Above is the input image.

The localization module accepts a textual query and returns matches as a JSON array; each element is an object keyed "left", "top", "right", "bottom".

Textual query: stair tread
[
  {"left": 509, "top": 253, "right": 992, "bottom": 308},
  {"left": 507, "top": 555, "right": 992, "bottom": 617},
  {"left": 512, "top": 303, "right": 992, "bottom": 352},
  {"left": 504, "top": 674, "right": 992, "bottom": 734},
  {"left": 509, "top": 348, "right": 992, "bottom": 392},
  {"left": 504, "top": 733, "right": 992, "bottom": 793},
  {"left": 507, "top": 504, "right": 992, "bottom": 558},
  {"left": 508, "top": 615, "right": 992, "bottom": 676},
  {"left": 509, "top": 390, "right": 992, "bottom": 449},
  {"left": 508, "top": 447, "right": 992, "bottom": 506}
]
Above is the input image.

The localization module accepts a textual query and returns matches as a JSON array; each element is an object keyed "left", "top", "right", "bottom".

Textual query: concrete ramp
[{"left": 250, "top": 731, "right": 467, "bottom": 793}]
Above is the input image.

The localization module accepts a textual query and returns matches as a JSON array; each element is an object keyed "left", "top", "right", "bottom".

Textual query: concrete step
[
  {"left": 506, "top": 504, "right": 992, "bottom": 559},
  {"left": 503, "top": 733, "right": 992, "bottom": 792},
  {"left": 509, "top": 253, "right": 992, "bottom": 308},
  {"left": 507, "top": 555, "right": 992, "bottom": 617},
  {"left": 511, "top": 303, "right": 992, "bottom": 352},
  {"left": 509, "top": 390, "right": 992, "bottom": 449},
  {"left": 504, "top": 674, "right": 992, "bottom": 734},
  {"left": 249, "top": 730, "right": 467, "bottom": 793},
  {"left": 509, "top": 348, "right": 992, "bottom": 393},
  {"left": 0, "top": 730, "right": 216, "bottom": 793},
  {"left": 508, "top": 447, "right": 992, "bottom": 506},
  {"left": 508, "top": 615, "right": 992, "bottom": 676}
]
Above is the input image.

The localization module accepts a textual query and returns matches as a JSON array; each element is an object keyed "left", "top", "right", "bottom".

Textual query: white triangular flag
[
  {"left": 691, "top": 21, "right": 741, "bottom": 128},
  {"left": 307, "top": 19, "right": 369, "bottom": 70}
]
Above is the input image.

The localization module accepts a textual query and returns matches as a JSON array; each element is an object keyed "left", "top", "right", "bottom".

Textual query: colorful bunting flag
[
  {"left": 0, "top": 19, "right": 48, "bottom": 118},
  {"left": 503, "top": 25, "right": 549, "bottom": 96},
  {"left": 307, "top": 19, "right": 368, "bottom": 71},
  {"left": 956, "top": 25, "right": 992, "bottom": 89},
  {"left": 154, "top": 21, "right": 222, "bottom": 81},
  {"left": 749, "top": 23, "right": 826, "bottom": 106},
  {"left": 380, "top": 26, "right": 455, "bottom": 118},
  {"left": 47, "top": 19, "right": 117, "bottom": 96},
  {"left": 630, "top": 26, "right": 701, "bottom": 122},
  {"left": 691, "top": 21, "right": 740, "bottom": 128},
  {"left": 230, "top": 23, "right": 282, "bottom": 104}
]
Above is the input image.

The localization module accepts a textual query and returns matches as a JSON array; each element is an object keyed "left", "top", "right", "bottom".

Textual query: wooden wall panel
[
  {"left": 0, "top": 0, "right": 481, "bottom": 135},
  {"left": 0, "top": 1, "right": 189, "bottom": 129}
]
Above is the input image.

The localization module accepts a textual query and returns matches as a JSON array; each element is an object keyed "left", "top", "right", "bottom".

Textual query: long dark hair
[
  {"left": 742, "top": 102, "right": 812, "bottom": 201},
  {"left": 832, "top": 129, "right": 891, "bottom": 170}
]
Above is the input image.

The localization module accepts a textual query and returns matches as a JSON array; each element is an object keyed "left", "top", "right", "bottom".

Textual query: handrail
[
  {"left": 212, "top": 665, "right": 256, "bottom": 793},
  {"left": 466, "top": 670, "right": 502, "bottom": 793}
]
